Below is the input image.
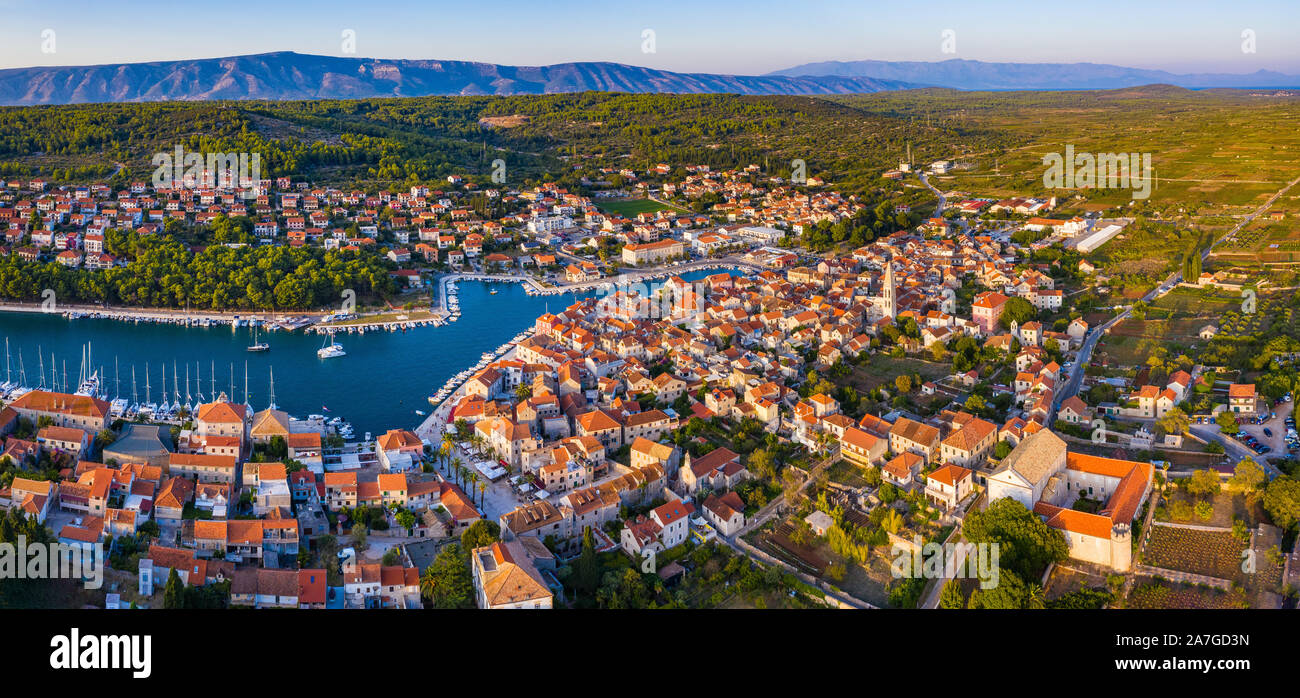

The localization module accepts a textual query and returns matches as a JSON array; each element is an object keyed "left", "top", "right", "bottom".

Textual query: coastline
[
  {"left": 409, "top": 261, "right": 758, "bottom": 441},
  {"left": 0, "top": 301, "right": 324, "bottom": 326},
  {"left": 0, "top": 260, "right": 761, "bottom": 330},
  {"left": 415, "top": 344, "right": 522, "bottom": 441}
]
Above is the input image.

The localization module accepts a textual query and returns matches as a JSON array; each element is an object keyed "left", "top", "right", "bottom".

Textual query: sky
[{"left": 1, "top": 0, "right": 1297, "bottom": 74}]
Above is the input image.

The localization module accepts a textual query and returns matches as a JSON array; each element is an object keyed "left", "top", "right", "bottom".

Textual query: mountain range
[
  {"left": 769, "top": 58, "right": 1300, "bottom": 90},
  {"left": 1, "top": 52, "right": 1296, "bottom": 106},
  {"left": 0, "top": 52, "right": 916, "bottom": 106}
]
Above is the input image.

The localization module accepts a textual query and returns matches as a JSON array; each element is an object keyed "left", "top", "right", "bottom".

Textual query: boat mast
[
  {"left": 131, "top": 365, "right": 138, "bottom": 404},
  {"left": 268, "top": 366, "right": 276, "bottom": 409},
  {"left": 145, "top": 362, "right": 151, "bottom": 405}
]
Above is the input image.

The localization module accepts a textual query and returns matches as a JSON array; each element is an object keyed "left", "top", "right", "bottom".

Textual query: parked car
[{"left": 1264, "top": 428, "right": 1273, "bottom": 437}]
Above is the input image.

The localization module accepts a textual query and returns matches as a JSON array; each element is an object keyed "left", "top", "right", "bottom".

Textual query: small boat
[
  {"left": 248, "top": 327, "right": 270, "bottom": 352},
  {"left": 415, "top": 410, "right": 427, "bottom": 416}
]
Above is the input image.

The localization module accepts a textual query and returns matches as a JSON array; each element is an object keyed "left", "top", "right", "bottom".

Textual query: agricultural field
[
  {"left": 824, "top": 459, "right": 872, "bottom": 489},
  {"left": 1125, "top": 577, "right": 1250, "bottom": 609},
  {"left": 1156, "top": 490, "right": 1268, "bottom": 529},
  {"left": 844, "top": 355, "right": 951, "bottom": 394},
  {"left": 1218, "top": 215, "right": 1300, "bottom": 258},
  {"left": 1044, "top": 566, "right": 1111, "bottom": 601},
  {"left": 1150, "top": 286, "right": 1247, "bottom": 315},
  {"left": 1085, "top": 220, "right": 1205, "bottom": 296},
  {"left": 1141, "top": 526, "right": 1247, "bottom": 580},
  {"left": 836, "top": 88, "right": 1300, "bottom": 216},
  {"left": 1137, "top": 524, "right": 1284, "bottom": 600},
  {"left": 1097, "top": 287, "right": 1297, "bottom": 367}
]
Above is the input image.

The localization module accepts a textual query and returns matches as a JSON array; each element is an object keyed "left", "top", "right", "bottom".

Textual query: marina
[
  {"left": 0, "top": 268, "right": 736, "bottom": 438},
  {"left": 0, "top": 269, "right": 728, "bottom": 437}
]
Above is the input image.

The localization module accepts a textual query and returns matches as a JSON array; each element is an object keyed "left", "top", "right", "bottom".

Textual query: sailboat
[
  {"left": 317, "top": 331, "right": 345, "bottom": 359},
  {"left": 247, "top": 325, "right": 270, "bottom": 352}
]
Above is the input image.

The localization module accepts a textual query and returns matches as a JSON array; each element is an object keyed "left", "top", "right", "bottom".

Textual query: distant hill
[
  {"left": 0, "top": 52, "right": 919, "bottom": 106},
  {"left": 768, "top": 58, "right": 1300, "bottom": 91}
]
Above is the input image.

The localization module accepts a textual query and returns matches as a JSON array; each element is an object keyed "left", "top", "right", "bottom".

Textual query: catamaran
[{"left": 317, "top": 332, "right": 346, "bottom": 359}]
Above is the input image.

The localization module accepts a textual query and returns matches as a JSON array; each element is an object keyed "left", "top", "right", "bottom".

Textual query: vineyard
[
  {"left": 1125, "top": 578, "right": 1250, "bottom": 609},
  {"left": 1141, "top": 526, "right": 1247, "bottom": 580}
]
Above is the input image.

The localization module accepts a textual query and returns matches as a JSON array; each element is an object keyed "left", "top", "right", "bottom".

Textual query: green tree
[
  {"left": 460, "top": 519, "right": 501, "bottom": 550},
  {"left": 967, "top": 569, "right": 1039, "bottom": 609},
  {"left": 938, "top": 579, "right": 966, "bottom": 609},
  {"left": 963, "top": 498, "right": 1068, "bottom": 581},
  {"left": 999, "top": 297, "right": 1036, "bottom": 329},
  {"left": 1263, "top": 476, "right": 1300, "bottom": 531},
  {"left": 421, "top": 543, "right": 475, "bottom": 609},
  {"left": 163, "top": 568, "right": 185, "bottom": 609},
  {"left": 1186, "top": 469, "right": 1222, "bottom": 498},
  {"left": 1156, "top": 408, "right": 1189, "bottom": 436},
  {"left": 1227, "top": 458, "right": 1267, "bottom": 493}
]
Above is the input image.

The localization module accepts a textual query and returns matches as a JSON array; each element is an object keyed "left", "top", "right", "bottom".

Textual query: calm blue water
[{"left": 0, "top": 270, "right": 721, "bottom": 436}]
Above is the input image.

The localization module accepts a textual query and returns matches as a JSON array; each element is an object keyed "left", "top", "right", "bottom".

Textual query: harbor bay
[{"left": 0, "top": 270, "right": 720, "bottom": 437}]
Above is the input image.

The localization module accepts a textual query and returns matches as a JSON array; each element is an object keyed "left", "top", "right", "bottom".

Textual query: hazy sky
[{"left": 1, "top": 0, "right": 1297, "bottom": 74}]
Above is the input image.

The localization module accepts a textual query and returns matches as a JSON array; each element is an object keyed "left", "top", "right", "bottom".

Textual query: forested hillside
[{"left": 0, "top": 93, "right": 996, "bottom": 194}]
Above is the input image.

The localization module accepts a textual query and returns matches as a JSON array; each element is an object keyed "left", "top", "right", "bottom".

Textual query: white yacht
[{"left": 317, "top": 333, "right": 346, "bottom": 359}]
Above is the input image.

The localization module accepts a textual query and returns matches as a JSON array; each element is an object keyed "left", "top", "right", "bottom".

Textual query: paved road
[
  {"left": 1188, "top": 425, "right": 1260, "bottom": 469},
  {"left": 918, "top": 532, "right": 970, "bottom": 609},
  {"left": 1188, "top": 400, "right": 1292, "bottom": 478},
  {"left": 918, "top": 173, "right": 946, "bottom": 217},
  {"left": 1050, "top": 174, "right": 1300, "bottom": 423}
]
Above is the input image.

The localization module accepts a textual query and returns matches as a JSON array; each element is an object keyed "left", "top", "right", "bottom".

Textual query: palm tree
[
  {"left": 1026, "top": 583, "right": 1045, "bottom": 610},
  {"left": 450, "top": 456, "right": 463, "bottom": 486},
  {"left": 478, "top": 481, "right": 487, "bottom": 509},
  {"left": 467, "top": 472, "right": 480, "bottom": 507},
  {"left": 441, "top": 434, "right": 455, "bottom": 468},
  {"left": 419, "top": 566, "right": 437, "bottom": 601}
]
